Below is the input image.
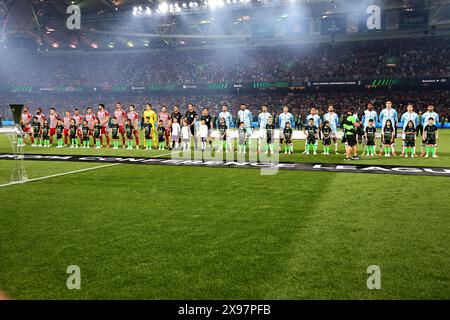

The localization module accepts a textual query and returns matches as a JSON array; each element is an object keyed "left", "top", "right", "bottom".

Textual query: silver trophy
[{"left": 7, "top": 104, "right": 28, "bottom": 183}]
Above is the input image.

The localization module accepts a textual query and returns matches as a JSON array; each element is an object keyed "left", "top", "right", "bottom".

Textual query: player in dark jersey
[
  {"left": 403, "top": 120, "right": 416, "bottom": 158},
  {"left": 265, "top": 117, "right": 276, "bottom": 155},
  {"left": 143, "top": 116, "right": 153, "bottom": 150},
  {"left": 237, "top": 122, "right": 247, "bottom": 154},
  {"left": 32, "top": 116, "right": 42, "bottom": 147},
  {"left": 69, "top": 118, "right": 78, "bottom": 148},
  {"left": 283, "top": 121, "right": 293, "bottom": 154},
  {"left": 110, "top": 117, "right": 120, "bottom": 149},
  {"left": 42, "top": 120, "right": 50, "bottom": 147},
  {"left": 125, "top": 118, "right": 134, "bottom": 150},
  {"left": 185, "top": 104, "right": 198, "bottom": 150},
  {"left": 217, "top": 117, "right": 228, "bottom": 153},
  {"left": 303, "top": 118, "right": 318, "bottom": 155},
  {"left": 423, "top": 117, "right": 438, "bottom": 158},
  {"left": 157, "top": 120, "right": 166, "bottom": 150},
  {"left": 381, "top": 119, "right": 394, "bottom": 157},
  {"left": 93, "top": 119, "right": 102, "bottom": 149},
  {"left": 364, "top": 119, "right": 377, "bottom": 157},
  {"left": 321, "top": 121, "right": 332, "bottom": 156},
  {"left": 81, "top": 120, "right": 90, "bottom": 148},
  {"left": 55, "top": 119, "right": 65, "bottom": 148}
]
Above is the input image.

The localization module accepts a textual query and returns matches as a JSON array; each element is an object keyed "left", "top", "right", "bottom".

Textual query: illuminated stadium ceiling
[{"left": 1, "top": 0, "right": 450, "bottom": 51}]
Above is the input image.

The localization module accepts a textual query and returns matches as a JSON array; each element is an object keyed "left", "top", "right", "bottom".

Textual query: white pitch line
[
  {"left": 0, "top": 163, "right": 120, "bottom": 188},
  {"left": 151, "top": 151, "right": 174, "bottom": 158}
]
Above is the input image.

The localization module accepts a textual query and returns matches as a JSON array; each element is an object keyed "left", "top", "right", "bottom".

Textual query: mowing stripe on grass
[{"left": 0, "top": 163, "right": 120, "bottom": 188}]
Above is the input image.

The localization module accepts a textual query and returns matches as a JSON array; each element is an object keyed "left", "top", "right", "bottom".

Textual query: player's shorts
[
  {"left": 266, "top": 137, "right": 274, "bottom": 144},
  {"left": 33, "top": 133, "right": 41, "bottom": 139},
  {"left": 383, "top": 138, "right": 393, "bottom": 145},
  {"left": 285, "top": 138, "right": 292, "bottom": 144},
  {"left": 258, "top": 129, "right": 265, "bottom": 139},
  {"left": 83, "top": 136, "right": 89, "bottom": 141},
  {"left": 23, "top": 127, "right": 31, "bottom": 134},
  {"left": 119, "top": 126, "right": 125, "bottom": 135},
  {"left": 346, "top": 135, "right": 357, "bottom": 147},
  {"left": 322, "top": 138, "right": 331, "bottom": 146},
  {"left": 238, "top": 137, "right": 246, "bottom": 145},
  {"left": 171, "top": 135, "right": 179, "bottom": 142},
  {"left": 405, "top": 141, "right": 415, "bottom": 147},
  {"left": 307, "top": 137, "right": 316, "bottom": 145},
  {"left": 77, "top": 129, "right": 82, "bottom": 138},
  {"left": 112, "top": 133, "right": 119, "bottom": 139},
  {"left": 101, "top": 126, "right": 109, "bottom": 134},
  {"left": 56, "top": 134, "right": 63, "bottom": 139},
  {"left": 49, "top": 128, "right": 56, "bottom": 136},
  {"left": 201, "top": 137, "right": 207, "bottom": 142},
  {"left": 366, "top": 140, "right": 375, "bottom": 146},
  {"left": 245, "top": 127, "right": 253, "bottom": 137},
  {"left": 145, "top": 133, "right": 152, "bottom": 140},
  {"left": 425, "top": 138, "right": 436, "bottom": 145},
  {"left": 94, "top": 133, "right": 101, "bottom": 139},
  {"left": 189, "top": 124, "right": 195, "bottom": 136},
  {"left": 63, "top": 129, "right": 69, "bottom": 137},
  {"left": 158, "top": 136, "right": 165, "bottom": 143},
  {"left": 126, "top": 134, "right": 133, "bottom": 140}
]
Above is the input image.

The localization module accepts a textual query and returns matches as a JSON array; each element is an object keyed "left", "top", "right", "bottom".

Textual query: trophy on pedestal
[{"left": 7, "top": 104, "right": 28, "bottom": 183}]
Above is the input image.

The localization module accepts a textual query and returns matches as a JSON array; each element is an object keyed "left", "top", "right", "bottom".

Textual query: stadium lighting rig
[{"left": 131, "top": 0, "right": 261, "bottom": 17}]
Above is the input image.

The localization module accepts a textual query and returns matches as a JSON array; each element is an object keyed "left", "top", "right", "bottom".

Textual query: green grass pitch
[{"left": 0, "top": 131, "right": 449, "bottom": 299}]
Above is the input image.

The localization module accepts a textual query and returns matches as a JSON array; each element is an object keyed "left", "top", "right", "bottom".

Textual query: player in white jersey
[
  {"left": 48, "top": 107, "right": 60, "bottom": 145},
  {"left": 322, "top": 105, "right": 340, "bottom": 154},
  {"left": 97, "top": 104, "right": 110, "bottom": 148},
  {"left": 20, "top": 106, "right": 33, "bottom": 146},
  {"left": 304, "top": 108, "right": 321, "bottom": 154},
  {"left": 420, "top": 104, "right": 440, "bottom": 157},
  {"left": 114, "top": 103, "right": 127, "bottom": 148},
  {"left": 257, "top": 105, "right": 272, "bottom": 152},
  {"left": 400, "top": 103, "right": 419, "bottom": 156},
  {"left": 361, "top": 103, "right": 378, "bottom": 155},
  {"left": 379, "top": 100, "right": 398, "bottom": 155},
  {"left": 128, "top": 105, "right": 140, "bottom": 149},
  {"left": 62, "top": 111, "right": 72, "bottom": 146}
]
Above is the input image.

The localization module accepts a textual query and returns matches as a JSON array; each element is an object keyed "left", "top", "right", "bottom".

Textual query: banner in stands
[
  {"left": 398, "top": 10, "right": 429, "bottom": 29},
  {"left": 5, "top": 78, "right": 450, "bottom": 94},
  {"left": 0, "top": 153, "right": 449, "bottom": 177},
  {"left": 321, "top": 15, "right": 347, "bottom": 35}
]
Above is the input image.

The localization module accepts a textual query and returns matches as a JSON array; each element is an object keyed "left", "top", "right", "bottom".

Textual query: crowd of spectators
[{"left": 1, "top": 38, "right": 449, "bottom": 88}]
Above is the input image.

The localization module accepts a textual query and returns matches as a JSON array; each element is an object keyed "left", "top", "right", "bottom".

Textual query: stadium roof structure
[{"left": 1, "top": 0, "right": 450, "bottom": 52}]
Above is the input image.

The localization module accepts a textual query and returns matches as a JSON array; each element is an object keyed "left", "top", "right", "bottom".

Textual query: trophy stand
[{"left": 6, "top": 105, "right": 28, "bottom": 184}]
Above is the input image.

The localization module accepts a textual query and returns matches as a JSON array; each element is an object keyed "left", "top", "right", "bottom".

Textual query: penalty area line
[{"left": 0, "top": 163, "right": 121, "bottom": 188}]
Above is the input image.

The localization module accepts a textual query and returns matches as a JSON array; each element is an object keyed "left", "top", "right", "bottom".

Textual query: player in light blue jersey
[
  {"left": 322, "top": 104, "right": 340, "bottom": 154},
  {"left": 304, "top": 107, "right": 321, "bottom": 154},
  {"left": 218, "top": 105, "right": 233, "bottom": 129},
  {"left": 362, "top": 103, "right": 379, "bottom": 130},
  {"left": 238, "top": 103, "right": 253, "bottom": 148},
  {"left": 258, "top": 105, "right": 272, "bottom": 153},
  {"left": 379, "top": 100, "right": 399, "bottom": 155},
  {"left": 420, "top": 104, "right": 440, "bottom": 157},
  {"left": 361, "top": 103, "right": 379, "bottom": 155},
  {"left": 278, "top": 106, "right": 294, "bottom": 151},
  {"left": 400, "top": 103, "right": 419, "bottom": 156}
]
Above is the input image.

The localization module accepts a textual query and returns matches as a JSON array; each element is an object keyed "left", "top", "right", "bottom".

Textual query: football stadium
[{"left": 0, "top": 0, "right": 449, "bottom": 305}]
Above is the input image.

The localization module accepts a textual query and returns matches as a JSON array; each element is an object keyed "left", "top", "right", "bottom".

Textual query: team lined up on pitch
[{"left": 15, "top": 101, "right": 441, "bottom": 159}]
